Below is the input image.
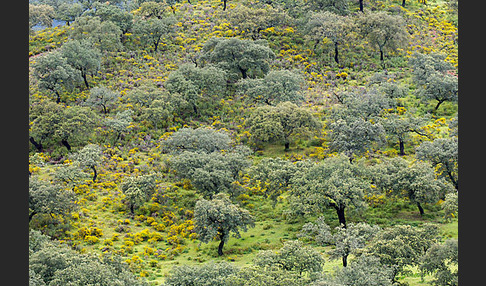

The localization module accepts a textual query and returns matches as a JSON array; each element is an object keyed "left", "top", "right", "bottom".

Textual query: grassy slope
[
  {"left": 32, "top": 148, "right": 458, "bottom": 285},
  {"left": 29, "top": 0, "right": 458, "bottom": 285},
  {"left": 42, "top": 146, "right": 457, "bottom": 285}
]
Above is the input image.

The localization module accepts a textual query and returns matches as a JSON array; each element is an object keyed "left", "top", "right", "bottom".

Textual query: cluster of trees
[
  {"left": 29, "top": 143, "right": 104, "bottom": 224},
  {"left": 164, "top": 240, "right": 325, "bottom": 286},
  {"left": 218, "top": 0, "right": 431, "bottom": 66},
  {"left": 163, "top": 225, "right": 458, "bottom": 286},
  {"left": 410, "top": 52, "right": 458, "bottom": 111},
  {"left": 164, "top": 127, "right": 255, "bottom": 255},
  {"left": 28, "top": 0, "right": 445, "bottom": 66},
  {"left": 29, "top": 97, "right": 136, "bottom": 156},
  {"left": 30, "top": 1, "right": 171, "bottom": 96},
  {"left": 223, "top": 0, "right": 434, "bottom": 69},
  {"left": 30, "top": 0, "right": 458, "bottom": 155},
  {"left": 304, "top": 9, "right": 409, "bottom": 67},
  {"left": 29, "top": 0, "right": 458, "bottom": 285},
  {"left": 29, "top": 230, "right": 149, "bottom": 286},
  {"left": 163, "top": 126, "right": 458, "bottom": 258}
]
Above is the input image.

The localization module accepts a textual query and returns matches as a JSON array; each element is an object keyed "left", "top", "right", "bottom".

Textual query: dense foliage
[{"left": 29, "top": 0, "right": 458, "bottom": 285}]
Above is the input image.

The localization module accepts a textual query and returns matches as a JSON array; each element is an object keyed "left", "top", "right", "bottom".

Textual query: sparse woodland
[{"left": 29, "top": 0, "right": 458, "bottom": 285}]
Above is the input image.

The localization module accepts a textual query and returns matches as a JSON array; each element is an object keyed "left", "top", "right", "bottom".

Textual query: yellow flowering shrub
[
  {"left": 84, "top": 235, "right": 100, "bottom": 244},
  {"left": 139, "top": 270, "right": 149, "bottom": 277},
  {"left": 152, "top": 222, "right": 166, "bottom": 232},
  {"left": 72, "top": 226, "right": 104, "bottom": 241},
  {"left": 143, "top": 246, "right": 155, "bottom": 256},
  {"left": 146, "top": 216, "right": 155, "bottom": 225},
  {"left": 103, "top": 238, "right": 114, "bottom": 246},
  {"left": 147, "top": 232, "right": 163, "bottom": 244},
  {"left": 124, "top": 240, "right": 135, "bottom": 248},
  {"left": 364, "top": 193, "right": 387, "bottom": 207}
]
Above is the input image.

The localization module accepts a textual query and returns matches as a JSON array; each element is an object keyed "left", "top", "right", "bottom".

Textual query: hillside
[{"left": 29, "top": 0, "right": 458, "bottom": 285}]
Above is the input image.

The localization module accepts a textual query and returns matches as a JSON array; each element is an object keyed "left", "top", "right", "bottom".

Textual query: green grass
[
  {"left": 28, "top": 0, "right": 458, "bottom": 284},
  {"left": 115, "top": 217, "right": 308, "bottom": 284},
  {"left": 252, "top": 142, "right": 313, "bottom": 159},
  {"left": 30, "top": 143, "right": 458, "bottom": 286},
  {"left": 29, "top": 25, "right": 70, "bottom": 56},
  {"left": 441, "top": 219, "right": 458, "bottom": 239}
]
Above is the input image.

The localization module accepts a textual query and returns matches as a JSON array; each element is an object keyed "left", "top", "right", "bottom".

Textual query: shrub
[
  {"left": 149, "top": 259, "right": 158, "bottom": 267},
  {"left": 103, "top": 238, "right": 114, "bottom": 246},
  {"left": 84, "top": 235, "right": 99, "bottom": 244},
  {"left": 73, "top": 226, "right": 104, "bottom": 241}
]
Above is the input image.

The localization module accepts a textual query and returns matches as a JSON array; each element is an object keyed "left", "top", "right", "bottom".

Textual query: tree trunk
[
  {"left": 223, "top": 0, "right": 227, "bottom": 11},
  {"left": 240, "top": 68, "right": 248, "bottom": 79},
  {"left": 218, "top": 234, "right": 225, "bottom": 256},
  {"left": 446, "top": 170, "right": 458, "bottom": 190},
  {"left": 113, "top": 132, "right": 121, "bottom": 145},
  {"left": 441, "top": 162, "right": 457, "bottom": 189},
  {"left": 434, "top": 100, "right": 444, "bottom": 111},
  {"left": 359, "top": 0, "right": 364, "bottom": 12},
  {"left": 55, "top": 90, "right": 61, "bottom": 104},
  {"left": 101, "top": 103, "right": 107, "bottom": 114},
  {"left": 120, "top": 30, "right": 127, "bottom": 44},
  {"left": 399, "top": 139, "right": 405, "bottom": 156},
  {"left": 284, "top": 142, "right": 290, "bottom": 151},
  {"left": 255, "top": 27, "right": 263, "bottom": 40},
  {"left": 380, "top": 50, "right": 386, "bottom": 69},
  {"left": 29, "top": 211, "right": 37, "bottom": 222},
  {"left": 342, "top": 254, "right": 348, "bottom": 267},
  {"left": 402, "top": 0, "right": 406, "bottom": 7},
  {"left": 91, "top": 166, "right": 97, "bottom": 182},
  {"left": 333, "top": 91, "right": 344, "bottom": 104},
  {"left": 82, "top": 73, "right": 90, "bottom": 89},
  {"left": 417, "top": 202, "right": 424, "bottom": 216},
  {"left": 193, "top": 104, "right": 198, "bottom": 115},
  {"left": 29, "top": 137, "right": 43, "bottom": 152},
  {"left": 334, "top": 42, "right": 340, "bottom": 65},
  {"left": 154, "top": 38, "right": 160, "bottom": 53},
  {"left": 130, "top": 203, "right": 135, "bottom": 214},
  {"left": 334, "top": 205, "right": 347, "bottom": 228},
  {"left": 61, "top": 139, "right": 71, "bottom": 151},
  {"left": 348, "top": 155, "right": 354, "bottom": 164},
  {"left": 391, "top": 269, "right": 399, "bottom": 285}
]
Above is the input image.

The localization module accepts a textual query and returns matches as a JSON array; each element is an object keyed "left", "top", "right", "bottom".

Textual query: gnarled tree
[
  {"left": 245, "top": 101, "right": 321, "bottom": 151},
  {"left": 237, "top": 69, "right": 305, "bottom": 105},
  {"left": 290, "top": 154, "right": 370, "bottom": 227},
  {"left": 70, "top": 143, "right": 103, "bottom": 182},
  {"left": 305, "top": 11, "right": 353, "bottom": 65},
  {"left": 199, "top": 37, "right": 275, "bottom": 81},
  {"left": 357, "top": 11, "right": 409, "bottom": 67},
  {"left": 194, "top": 193, "right": 255, "bottom": 256}
]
